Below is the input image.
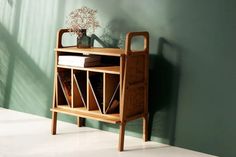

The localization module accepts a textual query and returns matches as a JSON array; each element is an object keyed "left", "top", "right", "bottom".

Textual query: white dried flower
[{"left": 66, "top": 6, "right": 100, "bottom": 36}]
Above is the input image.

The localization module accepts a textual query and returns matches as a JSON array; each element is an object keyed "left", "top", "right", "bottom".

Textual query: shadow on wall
[
  {"left": 99, "top": 18, "right": 144, "bottom": 48},
  {"left": 0, "top": 0, "right": 66, "bottom": 117},
  {"left": 86, "top": 17, "right": 151, "bottom": 132},
  {"left": 0, "top": 22, "right": 52, "bottom": 116},
  {"left": 0, "top": 0, "right": 22, "bottom": 109},
  {"left": 148, "top": 37, "right": 182, "bottom": 144},
  {"left": 88, "top": 17, "right": 182, "bottom": 145}
]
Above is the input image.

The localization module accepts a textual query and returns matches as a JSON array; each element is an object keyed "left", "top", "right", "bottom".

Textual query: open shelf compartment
[
  {"left": 57, "top": 52, "right": 121, "bottom": 74},
  {"left": 57, "top": 68, "right": 72, "bottom": 107},
  {"left": 104, "top": 73, "right": 120, "bottom": 114},
  {"left": 73, "top": 70, "right": 87, "bottom": 108},
  {"left": 88, "top": 72, "right": 104, "bottom": 113}
]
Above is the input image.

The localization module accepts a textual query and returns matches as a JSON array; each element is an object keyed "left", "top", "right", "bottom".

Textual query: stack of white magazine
[{"left": 58, "top": 55, "right": 101, "bottom": 67}]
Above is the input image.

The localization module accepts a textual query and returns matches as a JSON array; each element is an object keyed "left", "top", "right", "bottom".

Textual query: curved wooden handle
[
  {"left": 56, "top": 29, "right": 71, "bottom": 48},
  {"left": 125, "top": 32, "right": 149, "bottom": 55}
]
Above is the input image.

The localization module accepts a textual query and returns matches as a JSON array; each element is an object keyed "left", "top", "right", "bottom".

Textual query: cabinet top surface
[{"left": 55, "top": 47, "right": 125, "bottom": 56}]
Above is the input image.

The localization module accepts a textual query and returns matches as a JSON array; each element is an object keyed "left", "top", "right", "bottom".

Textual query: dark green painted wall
[{"left": 0, "top": 0, "right": 235, "bottom": 157}]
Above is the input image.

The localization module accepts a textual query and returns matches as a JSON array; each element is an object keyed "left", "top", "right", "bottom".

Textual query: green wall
[{"left": 0, "top": 0, "right": 236, "bottom": 156}]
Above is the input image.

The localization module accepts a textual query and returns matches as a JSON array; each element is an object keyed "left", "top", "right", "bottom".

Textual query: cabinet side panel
[
  {"left": 125, "top": 86, "right": 145, "bottom": 117},
  {"left": 120, "top": 55, "right": 125, "bottom": 121},
  {"left": 123, "top": 55, "right": 146, "bottom": 118}
]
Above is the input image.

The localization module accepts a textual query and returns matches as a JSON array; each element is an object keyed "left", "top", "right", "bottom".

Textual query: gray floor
[{"left": 0, "top": 108, "right": 216, "bottom": 157}]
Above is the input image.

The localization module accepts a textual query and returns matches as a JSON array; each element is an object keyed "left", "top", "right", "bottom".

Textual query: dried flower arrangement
[{"left": 66, "top": 6, "right": 100, "bottom": 37}]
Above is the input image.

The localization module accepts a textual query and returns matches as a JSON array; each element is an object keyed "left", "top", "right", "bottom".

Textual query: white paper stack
[{"left": 58, "top": 55, "right": 101, "bottom": 67}]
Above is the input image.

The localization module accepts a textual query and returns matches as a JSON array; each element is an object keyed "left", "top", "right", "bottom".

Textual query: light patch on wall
[
  {"left": 0, "top": 41, "right": 10, "bottom": 105},
  {"left": 17, "top": 0, "right": 58, "bottom": 78}
]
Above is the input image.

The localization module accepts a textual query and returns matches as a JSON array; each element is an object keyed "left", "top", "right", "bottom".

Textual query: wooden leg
[
  {"left": 119, "top": 123, "right": 126, "bottom": 151},
  {"left": 51, "top": 112, "right": 57, "bottom": 135},
  {"left": 77, "top": 117, "right": 85, "bottom": 127},
  {"left": 143, "top": 115, "right": 148, "bottom": 141}
]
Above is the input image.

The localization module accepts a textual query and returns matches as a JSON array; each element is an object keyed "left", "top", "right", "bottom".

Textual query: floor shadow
[{"left": 148, "top": 37, "right": 181, "bottom": 145}]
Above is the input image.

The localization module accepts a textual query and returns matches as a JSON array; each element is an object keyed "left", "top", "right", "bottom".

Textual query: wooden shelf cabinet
[{"left": 51, "top": 29, "right": 149, "bottom": 151}]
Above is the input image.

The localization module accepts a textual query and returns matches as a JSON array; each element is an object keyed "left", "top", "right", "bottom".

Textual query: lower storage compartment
[
  {"left": 87, "top": 72, "right": 120, "bottom": 114},
  {"left": 104, "top": 73, "right": 120, "bottom": 114},
  {"left": 73, "top": 70, "right": 87, "bottom": 108},
  {"left": 56, "top": 68, "right": 120, "bottom": 115},
  {"left": 88, "top": 72, "right": 104, "bottom": 113},
  {"left": 57, "top": 68, "right": 71, "bottom": 107}
]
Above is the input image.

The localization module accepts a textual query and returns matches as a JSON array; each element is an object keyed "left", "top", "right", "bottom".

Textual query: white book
[{"left": 58, "top": 55, "right": 101, "bottom": 67}]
